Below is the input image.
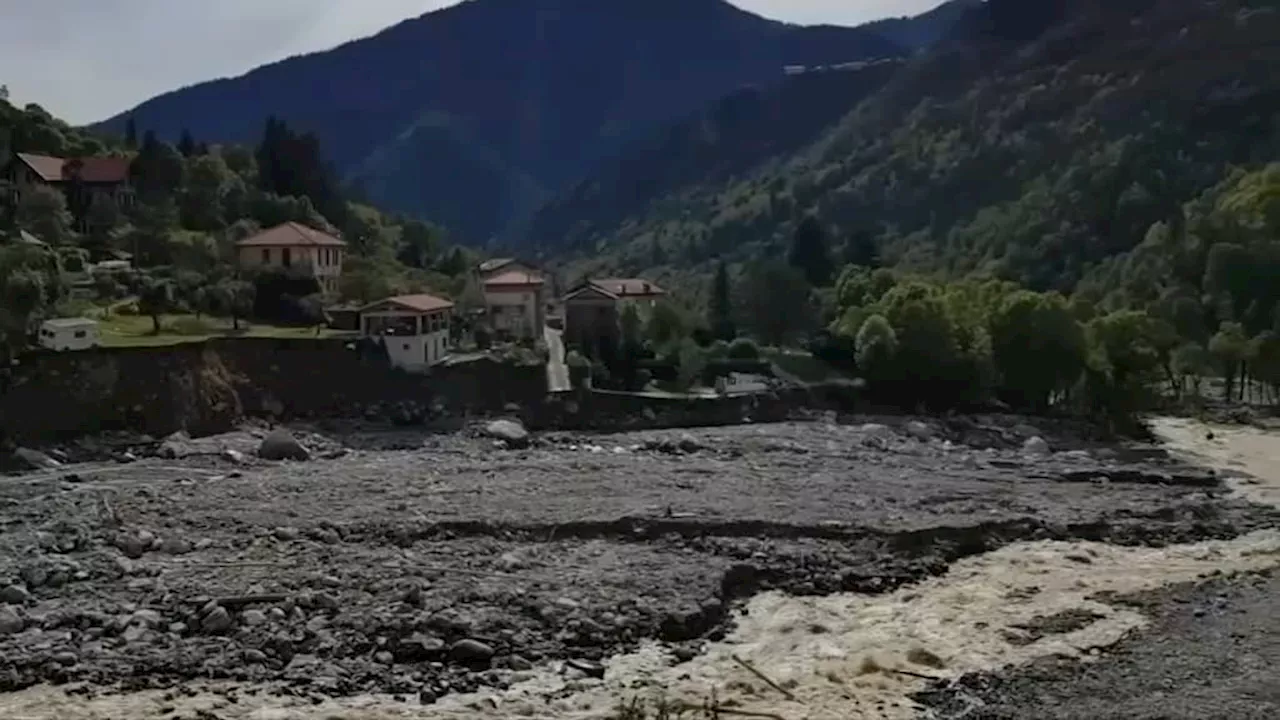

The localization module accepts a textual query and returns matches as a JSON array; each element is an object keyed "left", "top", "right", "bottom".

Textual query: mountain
[
  {"left": 525, "top": 0, "right": 1280, "bottom": 292},
  {"left": 95, "top": 0, "right": 902, "bottom": 243},
  {"left": 861, "top": 0, "right": 983, "bottom": 51}
]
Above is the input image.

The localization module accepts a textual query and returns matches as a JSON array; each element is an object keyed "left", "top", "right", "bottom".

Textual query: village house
[
  {"left": 563, "top": 278, "right": 665, "bottom": 353},
  {"left": 477, "top": 257, "right": 540, "bottom": 281},
  {"left": 483, "top": 269, "right": 546, "bottom": 340},
  {"left": 235, "top": 222, "right": 346, "bottom": 295},
  {"left": 5, "top": 152, "right": 134, "bottom": 231},
  {"left": 359, "top": 293, "right": 454, "bottom": 372}
]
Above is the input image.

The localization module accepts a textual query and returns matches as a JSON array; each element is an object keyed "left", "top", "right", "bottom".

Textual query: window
[
  {"left": 282, "top": 248, "right": 292, "bottom": 267},
  {"left": 73, "top": 330, "right": 87, "bottom": 339},
  {"left": 261, "top": 248, "right": 271, "bottom": 263}
]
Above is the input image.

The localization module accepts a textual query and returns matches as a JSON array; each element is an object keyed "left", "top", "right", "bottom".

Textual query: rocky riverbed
[{"left": 0, "top": 414, "right": 1276, "bottom": 719}]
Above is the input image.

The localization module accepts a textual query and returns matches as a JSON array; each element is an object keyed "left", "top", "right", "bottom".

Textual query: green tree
[
  {"left": 0, "top": 244, "right": 60, "bottom": 354},
  {"left": 990, "top": 291, "right": 1086, "bottom": 410},
  {"left": 130, "top": 131, "right": 185, "bottom": 203},
  {"left": 1084, "top": 311, "right": 1164, "bottom": 425},
  {"left": 646, "top": 300, "right": 687, "bottom": 348},
  {"left": 1171, "top": 342, "right": 1211, "bottom": 399},
  {"left": 674, "top": 338, "right": 707, "bottom": 391},
  {"left": 1251, "top": 331, "right": 1280, "bottom": 404},
  {"left": 137, "top": 278, "right": 174, "bottom": 334},
  {"left": 787, "top": 215, "right": 834, "bottom": 286},
  {"left": 15, "top": 185, "right": 73, "bottom": 245},
  {"left": 1209, "top": 322, "right": 1249, "bottom": 402},
  {"left": 708, "top": 260, "right": 735, "bottom": 340},
  {"left": 397, "top": 220, "right": 440, "bottom": 269},
  {"left": 726, "top": 337, "right": 760, "bottom": 361},
  {"left": 880, "top": 282, "right": 963, "bottom": 402},
  {"left": 855, "top": 314, "right": 898, "bottom": 386},
  {"left": 211, "top": 279, "right": 255, "bottom": 330},
  {"left": 124, "top": 117, "right": 137, "bottom": 149},
  {"left": 181, "top": 153, "right": 235, "bottom": 231},
  {"left": 177, "top": 129, "right": 197, "bottom": 157},
  {"left": 737, "top": 259, "right": 815, "bottom": 347}
]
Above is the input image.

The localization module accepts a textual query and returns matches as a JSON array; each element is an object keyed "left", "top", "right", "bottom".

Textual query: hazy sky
[{"left": 0, "top": 0, "right": 938, "bottom": 125}]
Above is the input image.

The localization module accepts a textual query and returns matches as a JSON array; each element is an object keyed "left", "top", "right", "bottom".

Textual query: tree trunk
[
  {"left": 232, "top": 314, "right": 240, "bottom": 331},
  {"left": 151, "top": 315, "right": 161, "bottom": 335}
]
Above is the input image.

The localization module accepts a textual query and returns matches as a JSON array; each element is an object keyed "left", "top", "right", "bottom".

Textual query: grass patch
[{"left": 94, "top": 312, "right": 348, "bottom": 348}]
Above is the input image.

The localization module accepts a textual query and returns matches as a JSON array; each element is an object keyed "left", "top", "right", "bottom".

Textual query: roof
[
  {"left": 42, "top": 317, "right": 98, "bottom": 329},
  {"left": 591, "top": 278, "right": 665, "bottom": 297},
  {"left": 483, "top": 270, "right": 545, "bottom": 288},
  {"left": 478, "top": 258, "right": 517, "bottom": 273},
  {"left": 235, "top": 222, "right": 346, "bottom": 248},
  {"left": 360, "top": 294, "right": 455, "bottom": 314},
  {"left": 16, "top": 153, "right": 130, "bottom": 184},
  {"left": 15, "top": 230, "right": 48, "bottom": 246}
]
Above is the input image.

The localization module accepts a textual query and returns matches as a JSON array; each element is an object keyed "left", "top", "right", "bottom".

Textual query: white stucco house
[
  {"left": 359, "top": 294, "right": 454, "bottom": 372},
  {"left": 483, "top": 269, "right": 546, "bottom": 340},
  {"left": 38, "top": 318, "right": 100, "bottom": 351}
]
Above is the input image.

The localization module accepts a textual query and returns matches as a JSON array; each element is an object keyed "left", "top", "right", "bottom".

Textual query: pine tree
[
  {"left": 177, "top": 129, "right": 197, "bottom": 157},
  {"left": 709, "top": 260, "right": 735, "bottom": 340},
  {"left": 124, "top": 118, "right": 138, "bottom": 149},
  {"left": 788, "top": 215, "right": 834, "bottom": 287}
]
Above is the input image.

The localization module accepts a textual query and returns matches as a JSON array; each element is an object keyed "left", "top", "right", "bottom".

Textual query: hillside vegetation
[
  {"left": 534, "top": 0, "right": 1278, "bottom": 294},
  {"left": 93, "top": 0, "right": 904, "bottom": 245}
]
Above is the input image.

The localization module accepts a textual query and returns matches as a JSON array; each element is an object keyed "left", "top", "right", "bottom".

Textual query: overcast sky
[{"left": 0, "top": 0, "right": 939, "bottom": 125}]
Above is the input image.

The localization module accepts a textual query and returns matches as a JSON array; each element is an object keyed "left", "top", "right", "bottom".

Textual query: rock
[
  {"left": 1022, "top": 436, "right": 1052, "bottom": 456},
  {"left": 449, "top": 638, "right": 496, "bottom": 664},
  {"left": 677, "top": 434, "right": 703, "bottom": 453},
  {"left": 201, "top": 606, "right": 234, "bottom": 634},
  {"left": 272, "top": 526, "right": 301, "bottom": 542},
  {"left": 241, "top": 609, "right": 268, "bottom": 627},
  {"left": 130, "top": 609, "right": 163, "bottom": 629},
  {"left": 257, "top": 429, "right": 311, "bottom": 462},
  {"left": 375, "top": 651, "right": 395, "bottom": 665},
  {"left": 13, "top": 447, "right": 60, "bottom": 471},
  {"left": 483, "top": 420, "right": 529, "bottom": 449},
  {"left": 858, "top": 424, "right": 895, "bottom": 440},
  {"left": 0, "top": 607, "right": 24, "bottom": 634},
  {"left": 221, "top": 448, "right": 248, "bottom": 464},
  {"left": 398, "top": 633, "right": 445, "bottom": 661},
  {"left": 1011, "top": 423, "right": 1041, "bottom": 438},
  {"left": 904, "top": 421, "right": 935, "bottom": 441},
  {"left": 158, "top": 537, "right": 193, "bottom": 555},
  {"left": 52, "top": 651, "right": 78, "bottom": 666},
  {"left": 19, "top": 565, "right": 48, "bottom": 589},
  {"left": 1, "top": 584, "right": 31, "bottom": 605},
  {"left": 114, "top": 533, "right": 148, "bottom": 559},
  {"left": 242, "top": 649, "right": 269, "bottom": 664}
]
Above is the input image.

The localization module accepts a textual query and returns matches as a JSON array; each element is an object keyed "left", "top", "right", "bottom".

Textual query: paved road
[{"left": 543, "top": 325, "right": 571, "bottom": 392}]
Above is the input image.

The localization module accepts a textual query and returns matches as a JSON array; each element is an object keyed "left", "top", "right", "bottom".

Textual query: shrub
[{"left": 726, "top": 337, "right": 761, "bottom": 360}]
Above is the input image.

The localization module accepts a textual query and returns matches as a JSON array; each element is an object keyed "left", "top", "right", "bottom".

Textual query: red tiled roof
[
  {"left": 362, "top": 294, "right": 454, "bottom": 314},
  {"left": 235, "top": 222, "right": 345, "bottom": 248},
  {"left": 483, "top": 270, "right": 545, "bottom": 287},
  {"left": 592, "top": 278, "right": 664, "bottom": 297},
  {"left": 17, "top": 153, "right": 130, "bottom": 184},
  {"left": 478, "top": 258, "right": 516, "bottom": 273}
]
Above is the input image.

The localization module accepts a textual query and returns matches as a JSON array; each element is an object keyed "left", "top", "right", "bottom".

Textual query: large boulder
[
  {"left": 483, "top": 420, "right": 530, "bottom": 449},
  {"left": 258, "top": 429, "right": 311, "bottom": 461},
  {"left": 1023, "top": 436, "right": 1052, "bottom": 456},
  {"left": 12, "top": 448, "right": 60, "bottom": 471}
]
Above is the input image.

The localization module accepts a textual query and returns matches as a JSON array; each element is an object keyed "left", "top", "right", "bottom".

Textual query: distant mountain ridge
[{"left": 95, "top": 0, "right": 916, "bottom": 244}]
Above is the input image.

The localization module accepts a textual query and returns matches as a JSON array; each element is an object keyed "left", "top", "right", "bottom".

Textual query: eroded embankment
[{"left": 0, "top": 417, "right": 1274, "bottom": 719}]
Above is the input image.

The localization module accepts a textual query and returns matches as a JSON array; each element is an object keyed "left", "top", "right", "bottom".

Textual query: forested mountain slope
[
  {"left": 94, "top": 0, "right": 901, "bottom": 244},
  {"left": 534, "top": 0, "right": 1279, "bottom": 293}
]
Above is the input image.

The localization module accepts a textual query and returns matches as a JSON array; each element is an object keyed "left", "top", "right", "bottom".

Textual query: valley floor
[{"left": 0, "top": 415, "right": 1276, "bottom": 719}]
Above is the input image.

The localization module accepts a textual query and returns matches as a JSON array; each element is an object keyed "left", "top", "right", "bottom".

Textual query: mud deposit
[{"left": 0, "top": 416, "right": 1276, "bottom": 719}]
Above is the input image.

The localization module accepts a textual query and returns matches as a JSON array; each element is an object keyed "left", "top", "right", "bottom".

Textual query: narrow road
[{"left": 543, "top": 325, "right": 571, "bottom": 393}]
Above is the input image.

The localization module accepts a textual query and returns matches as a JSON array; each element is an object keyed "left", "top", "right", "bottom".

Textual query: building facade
[
  {"left": 563, "top": 278, "right": 665, "bottom": 355},
  {"left": 483, "top": 269, "right": 546, "bottom": 340},
  {"left": 235, "top": 222, "right": 346, "bottom": 295},
  {"left": 359, "top": 294, "right": 454, "bottom": 372},
  {"left": 6, "top": 152, "right": 134, "bottom": 231}
]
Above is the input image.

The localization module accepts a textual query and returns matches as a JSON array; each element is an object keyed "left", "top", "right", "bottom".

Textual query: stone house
[{"left": 235, "top": 222, "right": 346, "bottom": 296}]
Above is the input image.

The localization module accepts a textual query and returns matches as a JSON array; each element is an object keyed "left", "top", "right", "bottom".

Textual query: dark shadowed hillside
[
  {"left": 535, "top": 0, "right": 1280, "bottom": 292},
  {"left": 95, "top": 0, "right": 903, "bottom": 243}
]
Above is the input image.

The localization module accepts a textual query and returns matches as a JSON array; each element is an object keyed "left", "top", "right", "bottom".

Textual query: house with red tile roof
[
  {"left": 483, "top": 268, "right": 547, "bottom": 340},
  {"left": 5, "top": 152, "right": 135, "bottom": 231},
  {"left": 235, "top": 222, "right": 347, "bottom": 296},
  {"left": 359, "top": 293, "right": 455, "bottom": 370},
  {"left": 562, "top": 277, "right": 665, "bottom": 354}
]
